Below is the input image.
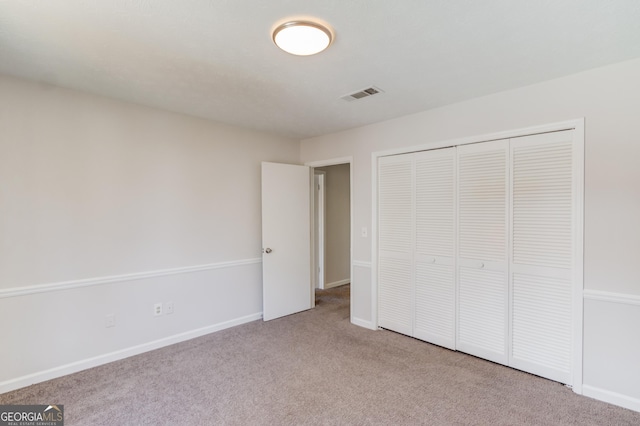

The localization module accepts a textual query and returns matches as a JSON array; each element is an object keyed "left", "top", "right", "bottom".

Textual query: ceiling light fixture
[{"left": 272, "top": 20, "right": 333, "bottom": 56}]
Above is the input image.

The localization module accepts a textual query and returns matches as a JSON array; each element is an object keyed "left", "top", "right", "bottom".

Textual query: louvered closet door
[
  {"left": 378, "top": 154, "right": 414, "bottom": 336},
  {"left": 457, "top": 141, "right": 509, "bottom": 365},
  {"left": 414, "top": 148, "right": 456, "bottom": 349},
  {"left": 509, "top": 131, "right": 574, "bottom": 384}
]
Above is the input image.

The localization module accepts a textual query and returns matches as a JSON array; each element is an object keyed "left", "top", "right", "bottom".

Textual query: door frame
[
  {"left": 314, "top": 171, "right": 326, "bottom": 290},
  {"left": 305, "top": 157, "right": 353, "bottom": 320},
  {"left": 371, "top": 118, "right": 584, "bottom": 393}
]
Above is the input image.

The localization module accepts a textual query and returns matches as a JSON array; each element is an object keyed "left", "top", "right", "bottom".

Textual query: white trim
[
  {"left": 583, "top": 290, "right": 640, "bottom": 306},
  {"left": 352, "top": 260, "right": 372, "bottom": 268},
  {"left": 0, "top": 312, "right": 262, "bottom": 394},
  {"left": 314, "top": 172, "right": 326, "bottom": 290},
  {"left": 371, "top": 152, "right": 379, "bottom": 329},
  {"left": 305, "top": 156, "right": 352, "bottom": 168},
  {"left": 0, "top": 258, "right": 262, "bottom": 299},
  {"left": 373, "top": 119, "right": 584, "bottom": 158},
  {"left": 572, "top": 118, "right": 585, "bottom": 394},
  {"left": 583, "top": 385, "right": 640, "bottom": 413},
  {"left": 308, "top": 165, "right": 316, "bottom": 308},
  {"left": 351, "top": 317, "right": 377, "bottom": 330},
  {"left": 325, "top": 278, "right": 350, "bottom": 289},
  {"left": 349, "top": 160, "right": 354, "bottom": 325}
]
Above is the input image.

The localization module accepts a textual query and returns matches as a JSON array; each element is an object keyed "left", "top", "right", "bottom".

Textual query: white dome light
[{"left": 273, "top": 21, "right": 333, "bottom": 56}]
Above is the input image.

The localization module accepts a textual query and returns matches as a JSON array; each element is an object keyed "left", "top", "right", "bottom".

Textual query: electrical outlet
[
  {"left": 165, "top": 301, "right": 174, "bottom": 315},
  {"left": 154, "top": 303, "right": 163, "bottom": 316},
  {"left": 105, "top": 314, "right": 116, "bottom": 328}
]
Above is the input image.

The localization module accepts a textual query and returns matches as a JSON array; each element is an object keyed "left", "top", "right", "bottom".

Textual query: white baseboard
[
  {"left": 325, "top": 279, "right": 350, "bottom": 289},
  {"left": 583, "top": 384, "right": 640, "bottom": 413},
  {"left": 0, "top": 312, "right": 262, "bottom": 394},
  {"left": 351, "top": 317, "right": 377, "bottom": 330}
]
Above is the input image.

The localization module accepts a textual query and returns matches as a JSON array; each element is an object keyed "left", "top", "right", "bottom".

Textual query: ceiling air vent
[{"left": 341, "top": 86, "right": 384, "bottom": 102}]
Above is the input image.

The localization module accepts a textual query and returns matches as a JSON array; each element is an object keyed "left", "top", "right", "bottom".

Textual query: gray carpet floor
[{"left": 2, "top": 284, "right": 639, "bottom": 425}]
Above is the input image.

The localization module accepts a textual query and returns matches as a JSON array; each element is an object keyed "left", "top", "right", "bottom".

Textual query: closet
[{"left": 377, "top": 129, "right": 578, "bottom": 385}]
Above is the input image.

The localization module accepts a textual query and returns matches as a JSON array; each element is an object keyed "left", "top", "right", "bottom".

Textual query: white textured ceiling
[{"left": 1, "top": 1, "right": 640, "bottom": 139}]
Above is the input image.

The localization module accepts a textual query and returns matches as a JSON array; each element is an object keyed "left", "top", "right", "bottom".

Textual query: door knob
[{"left": 265, "top": 248, "right": 273, "bottom": 254}]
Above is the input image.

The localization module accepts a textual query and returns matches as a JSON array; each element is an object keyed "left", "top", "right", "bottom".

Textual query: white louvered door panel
[
  {"left": 510, "top": 130, "right": 574, "bottom": 384},
  {"left": 378, "top": 154, "right": 414, "bottom": 336},
  {"left": 457, "top": 141, "right": 509, "bottom": 365},
  {"left": 414, "top": 148, "right": 456, "bottom": 349}
]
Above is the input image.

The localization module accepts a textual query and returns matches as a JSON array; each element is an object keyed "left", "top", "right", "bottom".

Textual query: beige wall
[
  {"left": 0, "top": 74, "right": 299, "bottom": 390},
  {"left": 0, "top": 75, "right": 298, "bottom": 287},
  {"left": 2, "top": 53, "right": 639, "bottom": 411},
  {"left": 300, "top": 57, "right": 640, "bottom": 410},
  {"left": 316, "top": 164, "right": 350, "bottom": 287}
]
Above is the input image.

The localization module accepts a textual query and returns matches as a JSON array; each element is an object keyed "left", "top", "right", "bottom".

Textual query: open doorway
[
  {"left": 310, "top": 160, "right": 352, "bottom": 316},
  {"left": 261, "top": 159, "right": 351, "bottom": 322}
]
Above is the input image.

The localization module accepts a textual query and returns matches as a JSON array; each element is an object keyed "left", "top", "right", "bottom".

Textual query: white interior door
[{"left": 262, "top": 162, "right": 312, "bottom": 321}]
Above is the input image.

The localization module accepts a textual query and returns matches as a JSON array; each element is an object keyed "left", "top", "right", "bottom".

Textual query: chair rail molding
[
  {"left": 0, "top": 258, "right": 262, "bottom": 299},
  {"left": 583, "top": 289, "right": 640, "bottom": 306}
]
